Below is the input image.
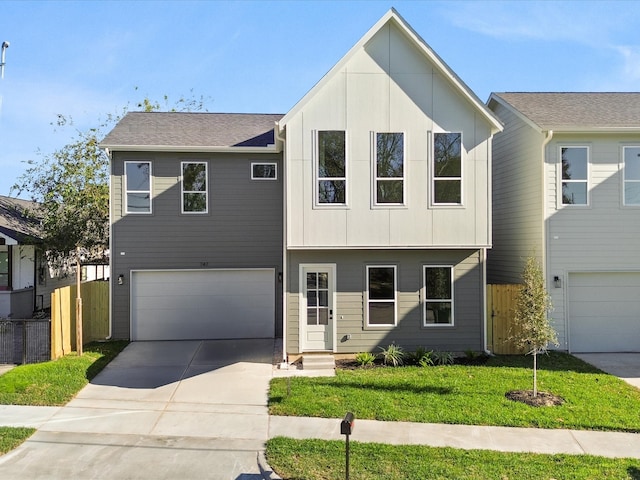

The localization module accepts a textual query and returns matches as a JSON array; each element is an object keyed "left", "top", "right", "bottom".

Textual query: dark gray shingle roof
[
  {"left": 0, "top": 196, "right": 41, "bottom": 243},
  {"left": 101, "top": 112, "right": 284, "bottom": 149},
  {"left": 493, "top": 93, "right": 640, "bottom": 130}
]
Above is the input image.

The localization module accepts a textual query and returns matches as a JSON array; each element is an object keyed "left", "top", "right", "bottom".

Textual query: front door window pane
[{"left": 306, "top": 270, "right": 330, "bottom": 326}]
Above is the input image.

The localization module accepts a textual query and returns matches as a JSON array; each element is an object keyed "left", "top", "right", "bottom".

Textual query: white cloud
[{"left": 443, "top": 1, "right": 624, "bottom": 46}]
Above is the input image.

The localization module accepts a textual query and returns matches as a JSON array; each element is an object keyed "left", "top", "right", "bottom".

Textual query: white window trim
[
  {"left": 313, "top": 130, "right": 348, "bottom": 208},
  {"left": 558, "top": 145, "right": 590, "bottom": 207},
  {"left": 251, "top": 162, "right": 277, "bottom": 180},
  {"left": 423, "top": 265, "right": 455, "bottom": 327},
  {"left": 430, "top": 131, "right": 464, "bottom": 207},
  {"left": 622, "top": 146, "right": 640, "bottom": 207},
  {"left": 365, "top": 264, "right": 398, "bottom": 328},
  {"left": 181, "top": 161, "right": 208, "bottom": 214},
  {"left": 124, "top": 161, "right": 152, "bottom": 214},
  {"left": 372, "top": 131, "right": 406, "bottom": 207}
]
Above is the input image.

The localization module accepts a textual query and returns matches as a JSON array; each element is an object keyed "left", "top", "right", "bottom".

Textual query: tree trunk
[
  {"left": 75, "top": 252, "right": 83, "bottom": 356},
  {"left": 533, "top": 351, "right": 537, "bottom": 397}
]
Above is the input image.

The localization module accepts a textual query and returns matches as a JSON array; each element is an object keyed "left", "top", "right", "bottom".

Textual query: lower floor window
[
  {"left": 424, "top": 266, "right": 453, "bottom": 326},
  {"left": 0, "top": 250, "right": 9, "bottom": 290},
  {"left": 366, "top": 265, "right": 397, "bottom": 326}
]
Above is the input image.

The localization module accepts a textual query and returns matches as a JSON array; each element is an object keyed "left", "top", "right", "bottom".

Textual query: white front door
[{"left": 301, "top": 265, "right": 335, "bottom": 351}]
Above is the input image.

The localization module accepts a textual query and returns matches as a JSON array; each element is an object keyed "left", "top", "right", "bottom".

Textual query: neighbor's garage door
[
  {"left": 131, "top": 269, "right": 275, "bottom": 341},
  {"left": 569, "top": 272, "right": 640, "bottom": 352}
]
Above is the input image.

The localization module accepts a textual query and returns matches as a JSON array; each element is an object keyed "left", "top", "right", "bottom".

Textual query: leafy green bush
[
  {"left": 418, "top": 351, "right": 435, "bottom": 367},
  {"left": 378, "top": 342, "right": 404, "bottom": 367},
  {"left": 433, "top": 351, "right": 454, "bottom": 366},
  {"left": 355, "top": 352, "right": 376, "bottom": 367}
]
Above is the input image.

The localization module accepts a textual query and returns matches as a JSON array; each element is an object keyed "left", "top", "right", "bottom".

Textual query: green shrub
[
  {"left": 418, "top": 351, "right": 435, "bottom": 367},
  {"left": 433, "top": 351, "right": 454, "bottom": 366},
  {"left": 378, "top": 342, "right": 405, "bottom": 367},
  {"left": 355, "top": 352, "right": 376, "bottom": 367}
]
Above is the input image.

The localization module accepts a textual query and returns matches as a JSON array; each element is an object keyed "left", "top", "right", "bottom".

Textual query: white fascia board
[
  {"left": 550, "top": 127, "right": 640, "bottom": 134},
  {"left": 99, "top": 144, "right": 279, "bottom": 154}
]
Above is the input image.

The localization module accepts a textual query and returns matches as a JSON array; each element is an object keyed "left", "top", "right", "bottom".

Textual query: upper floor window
[
  {"left": 424, "top": 266, "right": 453, "bottom": 326},
  {"left": 252, "top": 162, "right": 277, "bottom": 180},
  {"left": 125, "top": 161, "right": 151, "bottom": 214},
  {"left": 366, "top": 265, "right": 397, "bottom": 327},
  {"left": 182, "top": 162, "right": 208, "bottom": 213},
  {"left": 433, "top": 133, "right": 462, "bottom": 205},
  {"left": 623, "top": 146, "right": 640, "bottom": 206},
  {"left": 375, "top": 132, "right": 404, "bottom": 205},
  {"left": 317, "top": 131, "right": 346, "bottom": 204},
  {"left": 561, "top": 146, "right": 588, "bottom": 205}
]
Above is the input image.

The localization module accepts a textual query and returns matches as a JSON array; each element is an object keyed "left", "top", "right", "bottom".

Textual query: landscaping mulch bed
[{"left": 505, "top": 390, "right": 565, "bottom": 407}]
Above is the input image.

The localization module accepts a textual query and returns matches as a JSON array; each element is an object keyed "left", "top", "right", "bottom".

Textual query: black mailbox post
[{"left": 340, "top": 412, "right": 355, "bottom": 480}]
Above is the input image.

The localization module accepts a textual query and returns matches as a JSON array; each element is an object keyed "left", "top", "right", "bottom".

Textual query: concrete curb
[{"left": 258, "top": 451, "right": 282, "bottom": 480}]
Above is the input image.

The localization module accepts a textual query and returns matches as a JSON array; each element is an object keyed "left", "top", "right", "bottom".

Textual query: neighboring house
[
  {"left": 0, "top": 195, "right": 108, "bottom": 319},
  {"left": 0, "top": 195, "right": 41, "bottom": 318},
  {"left": 101, "top": 9, "right": 503, "bottom": 359},
  {"left": 487, "top": 93, "right": 640, "bottom": 353}
]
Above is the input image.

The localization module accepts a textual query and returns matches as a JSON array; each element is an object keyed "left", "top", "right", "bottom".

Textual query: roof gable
[
  {"left": 278, "top": 8, "right": 502, "bottom": 133},
  {"left": 489, "top": 92, "right": 640, "bottom": 132}
]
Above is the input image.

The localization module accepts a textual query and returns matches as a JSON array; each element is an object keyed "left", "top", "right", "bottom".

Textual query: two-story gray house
[
  {"left": 101, "top": 9, "right": 503, "bottom": 360},
  {"left": 488, "top": 93, "right": 640, "bottom": 353}
]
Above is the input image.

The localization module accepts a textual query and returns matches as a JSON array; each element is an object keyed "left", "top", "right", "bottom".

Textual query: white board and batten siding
[
  {"left": 285, "top": 21, "right": 494, "bottom": 250},
  {"left": 131, "top": 269, "right": 276, "bottom": 341}
]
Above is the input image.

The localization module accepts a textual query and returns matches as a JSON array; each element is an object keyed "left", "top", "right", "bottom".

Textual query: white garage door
[
  {"left": 569, "top": 272, "right": 640, "bottom": 352},
  {"left": 131, "top": 269, "right": 275, "bottom": 341}
]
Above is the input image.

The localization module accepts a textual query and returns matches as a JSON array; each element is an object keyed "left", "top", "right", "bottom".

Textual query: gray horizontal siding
[
  {"left": 110, "top": 151, "right": 284, "bottom": 339},
  {"left": 286, "top": 249, "right": 484, "bottom": 355}
]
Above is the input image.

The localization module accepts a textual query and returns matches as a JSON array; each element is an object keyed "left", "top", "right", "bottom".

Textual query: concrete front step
[{"left": 302, "top": 354, "right": 335, "bottom": 370}]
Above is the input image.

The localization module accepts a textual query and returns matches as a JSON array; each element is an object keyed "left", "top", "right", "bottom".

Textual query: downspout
[
  {"left": 103, "top": 147, "right": 113, "bottom": 340},
  {"left": 541, "top": 130, "right": 554, "bottom": 282},
  {"left": 274, "top": 123, "right": 287, "bottom": 364}
]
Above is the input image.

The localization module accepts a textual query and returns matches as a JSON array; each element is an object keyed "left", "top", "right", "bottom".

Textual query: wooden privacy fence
[
  {"left": 486, "top": 284, "right": 526, "bottom": 355},
  {"left": 51, "top": 280, "right": 109, "bottom": 359}
]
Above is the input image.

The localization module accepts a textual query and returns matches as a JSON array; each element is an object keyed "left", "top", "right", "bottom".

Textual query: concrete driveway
[
  {"left": 0, "top": 339, "right": 277, "bottom": 479},
  {"left": 574, "top": 353, "right": 640, "bottom": 389}
]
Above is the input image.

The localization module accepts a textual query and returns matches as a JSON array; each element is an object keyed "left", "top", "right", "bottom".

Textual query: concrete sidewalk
[
  {"left": 4, "top": 403, "right": 640, "bottom": 461},
  {"left": 268, "top": 415, "right": 640, "bottom": 459}
]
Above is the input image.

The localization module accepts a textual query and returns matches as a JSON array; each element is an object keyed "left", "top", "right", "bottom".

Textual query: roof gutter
[
  {"left": 98, "top": 144, "right": 278, "bottom": 154},
  {"left": 275, "top": 121, "right": 287, "bottom": 364}
]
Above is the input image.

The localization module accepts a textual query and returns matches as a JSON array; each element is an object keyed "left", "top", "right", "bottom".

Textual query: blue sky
[{"left": 1, "top": 0, "right": 639, "bottom": 197}]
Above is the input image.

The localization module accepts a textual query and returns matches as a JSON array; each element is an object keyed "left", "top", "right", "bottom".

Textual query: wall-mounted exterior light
[
  {"left": 553, "top": 276, "right": 562, "bottom": 288},
  {"left": 118, "top": 274, "right": 124, "bottom": 285}
]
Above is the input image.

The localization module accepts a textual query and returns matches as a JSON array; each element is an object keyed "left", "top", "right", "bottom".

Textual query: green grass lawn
[
  {"left": 0, "top": 427, "right": 36, "bottom": 455},
  {"left": 0, "top": 341, "right": 128, "bottom": 406},
  {"left": 269, "top": 352, "right": 640, "bottom": 432},
  {"left": 266, "top": 437, "right": 640, "bottom": 480}
]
